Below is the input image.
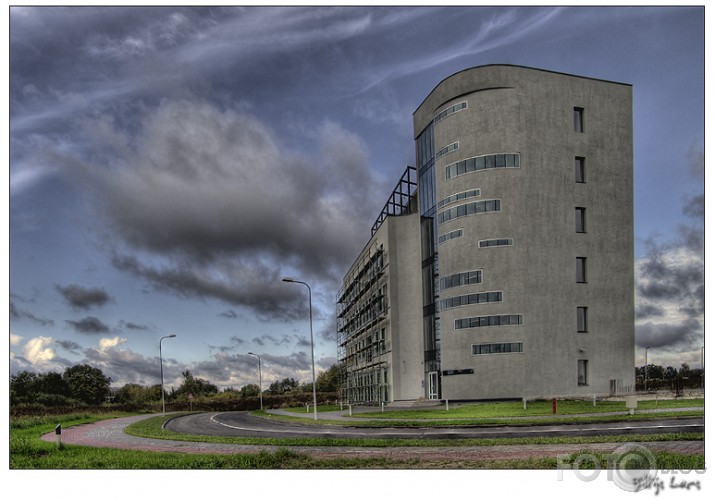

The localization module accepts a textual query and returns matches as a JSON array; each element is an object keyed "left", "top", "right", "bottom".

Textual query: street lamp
[
  {"left": 160, "top": 334, "right": 176, "bottom": 415},
  {"left": 282, "top": 277, "right": 318, "bottom": 421},
  {"left": 247, "top": 352, "right": 263, "bottom": 410},
  {"left": 644, "top": 346, "right": 650, "bottom": 393}
]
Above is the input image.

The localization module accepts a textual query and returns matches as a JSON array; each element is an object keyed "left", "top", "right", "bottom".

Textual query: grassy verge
[
  {"left": 127, "top": 413, "right": 704, "bottom": 448},
  {"left": 353, "top": 398, "right": 704, "bottom": 419},
  {"left": 257, "top": 409, "right": 704, "bottom": 428},
  {"left": 11, "top": 413, "right": 704, "bottom": 470}
]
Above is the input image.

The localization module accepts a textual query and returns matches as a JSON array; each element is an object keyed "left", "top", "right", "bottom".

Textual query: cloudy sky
[{"left": 7, "top": 6, "right": 704, "bottom": 390}]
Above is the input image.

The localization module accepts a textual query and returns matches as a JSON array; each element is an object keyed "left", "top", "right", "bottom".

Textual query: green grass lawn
[
  {"left": 281, "top": 404, "right": 343, "bottom": 413},
  {"left": 352, "top": 398, "right": 704, "bottom": 419},
  {"left": 10, "top": 412, "right": 704, "bottom": 470}
]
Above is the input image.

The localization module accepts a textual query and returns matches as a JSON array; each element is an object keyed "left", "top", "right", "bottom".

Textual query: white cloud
[
  {"left": 10, "top": 333, "right": 23, "bottom": 345},
  {"left": 99, "top": 336, "right": 127, "bottom": 350},
  {"left": 22, "top": 336, "right": 56, "bottom": 363}
]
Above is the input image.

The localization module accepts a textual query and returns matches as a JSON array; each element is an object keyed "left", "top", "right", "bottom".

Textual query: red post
[{"left": 552, "top": 398, "right": 557, "bottom": 414}]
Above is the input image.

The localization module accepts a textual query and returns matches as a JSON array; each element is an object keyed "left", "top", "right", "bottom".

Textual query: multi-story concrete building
[{"left": 338, "top": 65, "right": 635, "bottom": 403}]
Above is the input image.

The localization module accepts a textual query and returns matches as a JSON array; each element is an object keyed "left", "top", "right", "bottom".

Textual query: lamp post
[
  {"left": 644, "top": 346, "right": 650, "bottom": 392},
  {"left": 160, "top": 334, "right": 176, "bottom": 415},
  {"left": 282, "top": 277, "right": 318, "bottom": 421},
  {"left": 247, "top": 352, "right": 263, "bottom": 410}
]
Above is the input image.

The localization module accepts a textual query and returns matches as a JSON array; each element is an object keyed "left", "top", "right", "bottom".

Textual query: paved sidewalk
[{"left": 40, "top": 414, "right": 704, "bottom": 463}]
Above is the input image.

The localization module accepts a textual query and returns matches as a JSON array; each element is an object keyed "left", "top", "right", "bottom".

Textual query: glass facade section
[
  {"left": 445, "top": 153, "right": 520, "bottom": 180},
  {"left": 434, "top": 101, "right": 467, "bottom": 124},
  {"left": 439, "top": 270, "right": 482, "bottom": 290},
  {"left": 437, "top": 189, "right": 481, "bottom": 209},
  {"left": 416, "top": 122, "right": 440, "bottom": 399},
  {"left": 438, "top": 229, "right": 463, "bottom": 245},
  {"left": 455, "top": 314, "right": 523, "bottom": 329},
  {"left": 440, "top": 291, "right": 502, "bottom": 310},
  {"left": 472, "top": 342, "right": 523, "bottom": 355},
  {"left": 435, "top": 142, "right": 459, "bottom": 160},
  {"left": 479, "top": 238, "right": 513, "bottom": 248},
  {"left": 437, "top": 199, "right": 501, "bottom": 225}
]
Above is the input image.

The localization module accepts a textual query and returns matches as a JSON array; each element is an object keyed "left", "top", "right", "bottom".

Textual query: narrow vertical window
[
  {"left": 576, "top": 257, "right": 587, "bottom": 283},
  {"left": 576, "top": 207, "right": 586, "bottom": 233},
  {"left": 574, "top": 107, "right": 584, "bottom": 133},
  {"left": 575, "top": 157, "right": 585, "bottom": 182},
  {"left": 578, "top": 359, "right": 589, "bottom": 385},
  {"left": 577, "top": 307, "right": 588, "bottom": 332}
]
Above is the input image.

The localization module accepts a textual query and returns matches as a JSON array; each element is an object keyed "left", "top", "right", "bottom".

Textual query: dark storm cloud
[
  {"left": 66, "top": 98, "right": 387, "bottom": 320},
  {"left": 635, "top": 175, "right": 704, "bottom": 351},
  {"left": 55, "top": 339, "right": 82, "bottom": 354},
  {"left": 111, "top": 252, "right": 307, "bottom": 321},
  {"left": 83, "top": 344, "right": 164, "bottom": 385},
  {"left": 635, "top": 318, "right": 702, "bottom": 349},
  {"left": 119, "top": 320, "right": 151, "bottom": 331},
  {"left": 9, "top": 300, "right": 55, "bottom": 326},
  {"left": 65, "top": 316, "right": 112, "bottom": 334},
  {"left": 56, "top": 284, "right": 111, "bottom": 309},
  {"left": 635, "top": 304, "right": 665, "bottom": 320},
  {"left": 682, "top": 194, "right": 704, "bottom": 218}
]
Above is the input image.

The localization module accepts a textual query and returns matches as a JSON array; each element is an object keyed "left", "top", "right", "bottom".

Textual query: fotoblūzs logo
[
  {"left": 557, "top": 442, "right": 658, "bottom": 492},
  {"left": 608, "top": 443, "right": 658, "bottom": 492}
]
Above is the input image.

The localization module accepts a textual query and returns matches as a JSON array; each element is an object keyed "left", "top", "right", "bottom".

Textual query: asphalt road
[{"left": 165, "top": 411, "right": 704, "bottom": 440}]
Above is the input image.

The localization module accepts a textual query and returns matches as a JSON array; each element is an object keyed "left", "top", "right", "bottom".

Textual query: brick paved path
[{"left": 41, "top": 414, "right": 704, "bottom": 463}]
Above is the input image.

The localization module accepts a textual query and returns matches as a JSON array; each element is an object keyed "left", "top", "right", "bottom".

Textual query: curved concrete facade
[{"left": 414, "top": 65, "right": 635, "bottom": 400}]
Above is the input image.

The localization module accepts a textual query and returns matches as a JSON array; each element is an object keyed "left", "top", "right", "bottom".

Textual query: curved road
[
  {"left": 41, "top": 412, "right": 704, "bottom": 464},
  {"left": 167, "top": 411, "right": 704, "bottom": 440}
]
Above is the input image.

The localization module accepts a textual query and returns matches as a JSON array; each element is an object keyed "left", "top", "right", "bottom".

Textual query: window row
[
  {"left": 445, "top": 153, "right": 520, "bottom": 180},
  {"left": 479, "top": 238, "right": 513, "bottom": 248},
  {"left": 434, "top": 101, "right": 467, "bottom": 124},
  {"left": 439, "top": 270, "right": 482, "bottom": 290},
  {"left": 437, "top": 189, "right": 481, "bottom": 209},
  {"left": 435, "top": 142, "right": 459, "bottom": 160},
  {"left": 438, "top": 229, "right": 463, "bottom": 245},
  {"left": 454, "top": 314, "right": 523, "bottom": 330},
  {"left": 437, "top": 199, "right": 501, "bottom": 225},
  {"left": 472, "top": 342, "right": 523, "bottom": 355},
  {"left": 440, "top": 291, "right": 502, "bottom": 310},
  {"left": 442, "top": 368, "right": 474, "bottom": 376}
]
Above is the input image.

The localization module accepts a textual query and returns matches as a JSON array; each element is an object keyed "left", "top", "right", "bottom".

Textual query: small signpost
[{"left": 625, "top": 395, "right": 638, "bottom": 415}]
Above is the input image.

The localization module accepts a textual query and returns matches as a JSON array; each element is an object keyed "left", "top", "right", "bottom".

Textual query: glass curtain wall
[{"left": 416, "top": 122, "right": 441, "bottom": 399}]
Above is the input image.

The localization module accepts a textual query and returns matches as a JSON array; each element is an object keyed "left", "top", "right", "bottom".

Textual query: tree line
[
  {"left": 635, "top": 363, "right": 704, "bottom": 392},
  {"left": 10, "top": 363, "right": 343, "bottom": 411}
]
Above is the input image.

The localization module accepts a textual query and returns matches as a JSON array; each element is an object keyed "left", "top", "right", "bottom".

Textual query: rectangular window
[
  {"left": 577, "top": 257, "right": 587, "bottom": 283},
  {"left": 577, "top": 307, "right": 588, "bottom": 332},
  {"left": 575, "top": 157, "right": 585, "bottom": 182},
  {"left": 578, "top": 359, "right": 588, "bottom": 385},
  {"left": 576, "top": 207, "right": 586, "bottom": 233},
  {"left": 472, "top": 342, "right": 523, "bottom": 355},
  {"left": 574, "top": 107, "right": 584, "bottom": 133}
]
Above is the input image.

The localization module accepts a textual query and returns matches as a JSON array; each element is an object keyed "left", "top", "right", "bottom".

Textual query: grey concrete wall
[
  {"left": 387, "top": 213, "right": 424, "bottom": 401},
  {"left": 415, "top": 65, "right": 634, "bottom": 400}
]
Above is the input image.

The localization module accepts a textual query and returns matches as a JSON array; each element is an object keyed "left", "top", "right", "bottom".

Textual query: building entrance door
[{"left": 427, "top": 371, "right": 440, "bottom": 399}]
